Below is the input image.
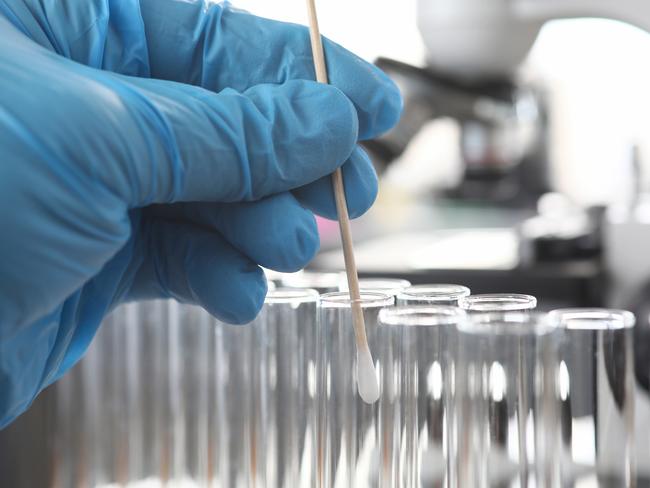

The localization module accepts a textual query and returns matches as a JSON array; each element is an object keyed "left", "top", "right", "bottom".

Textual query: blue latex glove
[{"left": 0, "top": 0, "right": 401, "bottom": 427}]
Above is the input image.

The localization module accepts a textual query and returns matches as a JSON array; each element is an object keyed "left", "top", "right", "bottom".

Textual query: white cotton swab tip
[{"left": 356, "top": 344, "right": 380, "bottom": 404}]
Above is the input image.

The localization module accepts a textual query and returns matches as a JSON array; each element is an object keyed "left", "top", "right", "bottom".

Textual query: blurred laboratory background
[
  {"left": 251, "top": 0, "right": 650, "bottom": 312},
  {"left": 6, "top": 0, "right": 650, "bottom": 486}
]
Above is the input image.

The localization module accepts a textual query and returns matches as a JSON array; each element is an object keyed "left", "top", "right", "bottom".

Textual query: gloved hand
[{"left": 0, "top": 0, "right": 401, "bottom": 427}]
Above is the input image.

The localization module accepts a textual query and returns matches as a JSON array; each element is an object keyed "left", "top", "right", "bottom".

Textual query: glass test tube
[
  {"left": 213, "top": 305, "right": 258, "bottom": 488},
  {"left": 396, "top": 284, "right": 471, "bottom": 306},
  {"left": 547, "top": 309, "right": 636, "bottom": 488},
  {"left": 166, "top": 301, "right": 212, "bottom": 487},
  {"left": 457, "top": 293, "right": 540, "bottom": 488},
  {"left": 52, "top": 317, "right": 100, "bottom": 488},
  {"left": 137, "top": 299, "right": 174, "bottom": 486},
  {"left": 105, "top": 301, "right": 149, "bottom": 486},
  {"left": 213, "top": 288, "right": 319, "bottom": 488},
  {"left": 51, "top": 300, "right": 167, "bottom": 487},
  {"left": 458, "top": 294, "right": 537, "bottom": 313},
  {"left": 455, "top": 312, "right": 558, "bottom": 488},
  {"left": 50, "top": 299, "right": 214, "bottom": 487},
  {"left": 316, "top": 291, "right": 394, "bottom": 488},
  {"left": 340, "top": 278, "right": 412, "bottom": 297},
  {"left": 52, "top": 303, "right": 128, "bottom": 488},
  {"left": 378, "top": 306, "right": 468, "bottom": 488},
  {"left": 263, "top": 288, "right": 320, "bottom": 488}
]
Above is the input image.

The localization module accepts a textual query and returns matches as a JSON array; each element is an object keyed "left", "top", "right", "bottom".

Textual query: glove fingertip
[
  {"left": 358, "top": 73, "right": 403, "bottom": 140},
  {"left": 296, "top": 212, "right": 321, "bottom": 264},
  {"left": 215, "top": 266, "right": 267, "bottom": 325},
  {"left": 293, "top": 146, "right": 378, "bottom": 220},
  {"left": 346, "top": 148, "right": 379, "bottom": 219},
  {"left": 185, "top": 240, "right": 267, "bottom": 324},
  {"left": 269, "top": 210, "right": 320, "bottom": 273},
  {"left": 378, "top": 75, "right": 404, "bottom": 134}
]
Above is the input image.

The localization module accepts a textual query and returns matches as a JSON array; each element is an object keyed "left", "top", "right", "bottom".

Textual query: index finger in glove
[
  {"left": 77, "top": 72, "right": 359, "bottom": 206},
  {"left": 146, "top": 192, "right": 320, "bottom": 273},
  {"left": 139, "top": 1, "right": 402, "bottom": 140}
]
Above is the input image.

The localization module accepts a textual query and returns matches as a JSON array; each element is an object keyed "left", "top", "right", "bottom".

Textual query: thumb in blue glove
[{"left": 0, "top": 0, "right": 402, "bottom": 427}]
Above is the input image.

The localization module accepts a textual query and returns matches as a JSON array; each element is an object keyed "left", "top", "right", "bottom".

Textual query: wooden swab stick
[{"left": 305, "top": 0, "right": 380, "bottom": 404}]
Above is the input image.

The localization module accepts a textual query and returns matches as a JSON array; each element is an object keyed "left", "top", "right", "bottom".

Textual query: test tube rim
[
  {"left": 378, "top": 305, "right": 467, "bottom": 327},
  {"left": 339, "top": 277, "right": 412, "bottom": 292},
  {"left": 458, "top": 311, "right": 555, "bottom": 336},
  {"left": 458, "top": 293, "right": 537, "bottom": 312},
  {"left": 548, "top": 308, "right": 635, "bottom": 330},
  {"left": 396, "top": 284, "right": 471, "bottom": 303},
  {"left": 265, "top": 287, "right": 319, "bottom": 304},
  {"left": 280, "top": 270, "right": 347, "bottom": 290},
  {"left": 319, "top": 291, "right": 394, "bottom": 309}
]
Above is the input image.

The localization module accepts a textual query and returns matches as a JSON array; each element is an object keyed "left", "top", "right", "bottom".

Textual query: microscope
[{"left": 367, "top": 0, "right": 650, "bottom": 206}]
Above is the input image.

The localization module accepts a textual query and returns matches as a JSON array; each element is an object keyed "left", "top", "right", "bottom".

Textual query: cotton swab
[{"left": 304, "top": 0, "right": 380, "bottom": 404}]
